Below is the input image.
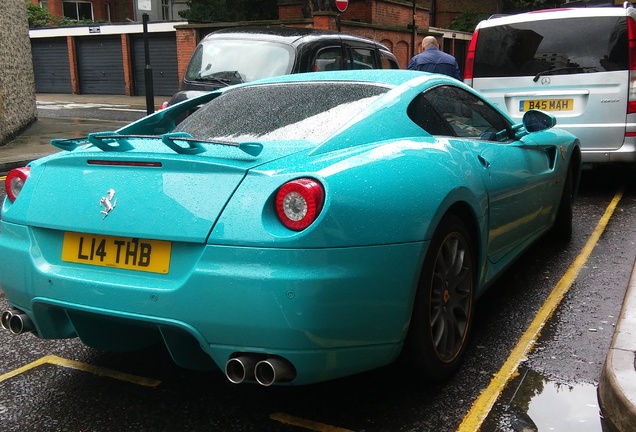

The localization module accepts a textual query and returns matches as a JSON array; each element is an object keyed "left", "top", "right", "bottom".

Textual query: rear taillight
[
  {"left": 627, "top": 17, "right": 636, "bottom": 113},
  {"left": 5, "top": 167, "right": 30, "bottom": 202},
  {"left": 464, "top": 29, "right": 479, "bottom": 86},
  {"left": 275, "top": 178, "right": 324, "bottom": 231}
]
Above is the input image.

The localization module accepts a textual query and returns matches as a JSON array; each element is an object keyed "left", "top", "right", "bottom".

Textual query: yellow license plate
[
  {"left": 520, "top": 99, "right": 574, "bottom": 112},
  {"left": 62, "top": 232, "right": 171, "bottom": 274}
]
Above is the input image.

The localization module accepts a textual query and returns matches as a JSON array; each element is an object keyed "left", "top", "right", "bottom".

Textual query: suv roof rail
[{"left": 559, "top": 0, "right": 631, "bottom": 7}]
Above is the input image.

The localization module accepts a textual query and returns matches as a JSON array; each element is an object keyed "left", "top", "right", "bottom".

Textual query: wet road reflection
[{"left": 482, "top": 367, "right": 607, "bottom": 431}]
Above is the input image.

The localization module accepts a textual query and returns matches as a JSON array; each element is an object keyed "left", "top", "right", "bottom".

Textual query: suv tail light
[
  {"left": 275, "top": 178, "right": 324, "bottom": 231},
  {"left": 5, "top": 167, "right": 30, "bottom": 202},
  {"left": 464, "top": 29, "right": 479, "bottom": 86},
  {"left": 627, "top": 17, "right": 636, "bottom": 113}
]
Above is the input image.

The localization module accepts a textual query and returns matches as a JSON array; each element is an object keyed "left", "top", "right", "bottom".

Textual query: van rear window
[{"left": 473, "top": 16, "right": 628, "bottom": 78}]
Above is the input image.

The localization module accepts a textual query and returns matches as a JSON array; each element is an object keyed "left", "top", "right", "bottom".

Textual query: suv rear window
[{"left": 474, "top": 16, "right": 628, "bottom": 78}]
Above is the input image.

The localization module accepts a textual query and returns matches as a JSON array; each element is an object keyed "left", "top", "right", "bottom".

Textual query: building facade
[
  {"left": 31, "top": 0, "right": 188, "bottom": 22},
  {"left": 29, "top": 0, "right": 489, "bottom": 96}
]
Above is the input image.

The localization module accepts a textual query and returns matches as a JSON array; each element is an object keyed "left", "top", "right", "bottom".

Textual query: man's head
[{"left": 421, "top": 36, "right": 439, "bottom": 50}]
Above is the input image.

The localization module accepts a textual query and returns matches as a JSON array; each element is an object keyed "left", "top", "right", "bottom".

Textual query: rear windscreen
[
  {"left": 473, "top": 16, "right": 628, "bottom": 78},
  {"left": 174, "top": 82, "right": 389, "bottom": 144}
]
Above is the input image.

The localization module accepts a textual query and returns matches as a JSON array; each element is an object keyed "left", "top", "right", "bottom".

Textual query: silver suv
[{"left": 465, "top": 5, "right": 636, "bottom": 163}]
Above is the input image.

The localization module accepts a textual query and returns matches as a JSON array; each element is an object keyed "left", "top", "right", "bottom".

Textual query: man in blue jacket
[{"left": 408, "top": 36, "right": 461, "bottom": 80}]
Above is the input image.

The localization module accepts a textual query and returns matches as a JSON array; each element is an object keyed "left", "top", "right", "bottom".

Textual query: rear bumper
[
  {"left": 582, "top": 137, "right": 636, "bottom": 163},
  {"left": 0, "top": 222, "right": 426, "bottom": 384}
]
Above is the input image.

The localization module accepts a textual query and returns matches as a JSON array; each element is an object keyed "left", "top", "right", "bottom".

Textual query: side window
[
  {"left": 407, "top": 94, "right": 455, "bottom": 136},
  {"left": 422, "top": 86, "right": 512, "bottom": 141},
  {"left": 314, "top": 47, "right": 345, "bottom": 71},
  {"left": 346, "top": 47, "right": 376, "bottom": 70},
  {"left": 380, "top": 51, "right": 399, "bottom": 69}
]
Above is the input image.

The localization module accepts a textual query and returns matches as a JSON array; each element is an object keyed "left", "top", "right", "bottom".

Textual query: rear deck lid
[{"left": 19, "top": 145, "right": 259, "bottom": 243}]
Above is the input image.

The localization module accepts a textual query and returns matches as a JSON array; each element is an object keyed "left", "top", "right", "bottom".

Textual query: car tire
[
  {"left": 404, "top": 213, "right": 475, "bottom": 381},
  {"left": 553, "top": 165, "right": 573, "bottom": 242}
]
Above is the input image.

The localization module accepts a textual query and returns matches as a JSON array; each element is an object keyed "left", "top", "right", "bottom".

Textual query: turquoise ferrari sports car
[{"left": 0, "top": 70, "right": 581, "bottom": 386}]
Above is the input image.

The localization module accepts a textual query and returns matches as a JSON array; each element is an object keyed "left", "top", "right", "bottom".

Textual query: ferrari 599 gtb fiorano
[{"left": 0, "top": 70, "right": 581, "bottom": 386}]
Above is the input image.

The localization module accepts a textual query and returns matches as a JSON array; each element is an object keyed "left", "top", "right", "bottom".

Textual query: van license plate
[
  {"left": 520, "top": 99, "right": 574, "bottom": 112},
  {"left": 62, "top": 232, "right": 171, "bottom": 274}
]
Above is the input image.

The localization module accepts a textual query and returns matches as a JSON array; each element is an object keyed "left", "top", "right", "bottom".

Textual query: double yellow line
[{"left": 458, "top": 187, "right": 624, "bottom": 431}]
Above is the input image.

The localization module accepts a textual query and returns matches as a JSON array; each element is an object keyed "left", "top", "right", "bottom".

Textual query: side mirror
[{"left": 523, "top": 109, "right": 556, "bottom": 133}]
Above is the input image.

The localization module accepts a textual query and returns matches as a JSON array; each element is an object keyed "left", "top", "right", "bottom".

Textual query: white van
[{"left": 465, "top": 5, "right": 636, "bottom": 163}]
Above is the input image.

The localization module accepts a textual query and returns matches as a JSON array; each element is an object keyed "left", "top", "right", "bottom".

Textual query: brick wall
[
  {"left": 121, "top": 34, "right": 134, "bottom": 95},
  {"left": 434, "top": 0, "right": 502, "bottom": 28},
  {"left": 176, "top": 28, "right": 198, "bottom": 84},
  {"left": 370, "top": 0, "right": 426, "bottom": 29},
  {"left": 274, "top": 0, "right": 431, "bottom": 69},
  {"left": 1, "top": 0, "right": 37, "bottom": 146},
  {"left": 278, "top": 1, "right": 305, "bottom": 20}
]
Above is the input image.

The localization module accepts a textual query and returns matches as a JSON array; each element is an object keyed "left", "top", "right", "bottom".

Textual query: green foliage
[
  {"left": 448, "top": 12, "right": 490, "bottom": 32},
  {"left": 448, "top": 2, "right": 567, "bottom": 32},
  {"left": 502, "top": 0, "right": 566, "bottom": 13},
  {"left": 57, "top": 17, "right": 106, "bottom": 27},
  {"left": 179, "top": 0, "right": 278, "bottom": 22},
  {"left": 26, "top": 0, "right": 109, "bottom": 28},
  {"left": 26, "top": 1, "right": 55, "bottom": 28}
]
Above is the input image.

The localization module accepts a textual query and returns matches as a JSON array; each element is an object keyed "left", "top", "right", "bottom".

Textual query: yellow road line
[
  {"left": 0, "top": 354, "right": 161, "bottom": 387},
  {"left": 458, "top": 188, "right": 624, "bottom": 431},
  {"left": 270, "top": 413, "right": 355, "bottom": 432},
  {"left": 0, "top": 175, "right": 6, "bottom": 182}
]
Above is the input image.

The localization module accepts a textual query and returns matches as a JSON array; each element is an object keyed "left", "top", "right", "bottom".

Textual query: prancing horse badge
[{"left": 100, "top": 189, "right": 118, "bottom": 219}]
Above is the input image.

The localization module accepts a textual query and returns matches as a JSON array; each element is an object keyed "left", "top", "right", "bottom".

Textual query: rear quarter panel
[{"left": 208, "top": 136, "right": 489, "bottom": 249}]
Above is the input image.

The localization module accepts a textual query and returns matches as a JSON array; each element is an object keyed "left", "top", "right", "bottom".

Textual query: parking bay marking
[
  {"left": 458, "top": 187, "right": 624, "bottom": 431},
  {"left": 0, "top": 354, "right": 161, "bottom": 387},
  {"left": 0, "top": 356, "right": 351, "bottom": 431},
  {"left": 270, "top": 412, "right": 355, "bottom": 432}
]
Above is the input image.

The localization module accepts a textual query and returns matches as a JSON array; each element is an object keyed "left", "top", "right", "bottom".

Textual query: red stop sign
[{"left": 335, "top": 0, "right": 348, "bottom": 12}]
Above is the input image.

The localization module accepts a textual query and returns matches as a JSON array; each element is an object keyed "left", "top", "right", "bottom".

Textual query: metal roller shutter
[
  {"left": 31, "top": 37, "right": 72, "bottom": 93},
  {"left": 76, "top": 36, "right": 125, "bottom": 95},
  {"left": 131, "top": 33, "right": 179, "bottom": 97}
]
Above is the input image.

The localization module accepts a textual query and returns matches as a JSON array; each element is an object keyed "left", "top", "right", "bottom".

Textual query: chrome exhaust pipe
[
  {"left": 225, "top": 355, "right": 258, "bottom": 384},
  {"left": 1, "top": 309, "right": 16, "bottom": 330},
  {"left": 8, "top": 313, "right": 34, "bottom": 335},
  {"left": 254, "top": 357, "right": 296, "bottom": 386}
]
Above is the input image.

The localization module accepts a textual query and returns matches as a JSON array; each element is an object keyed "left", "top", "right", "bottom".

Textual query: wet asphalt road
[{"left": 0, "top": 103, "right": 634, "bottom": 431}]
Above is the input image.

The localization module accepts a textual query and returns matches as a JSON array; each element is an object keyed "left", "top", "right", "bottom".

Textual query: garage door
[
  {"left": 131, "top": 33, "right": 179, "bottom": 97},
  {"left": 31, "top": 37, "right": 72, "bottom": 93},
  {"left": 76, "top": 36, "right": 125, "bottom": 95}
]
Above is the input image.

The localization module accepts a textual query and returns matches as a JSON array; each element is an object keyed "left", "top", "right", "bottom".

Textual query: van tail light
[
  {"left": 627, "top": 17, "right": 636, "bottom": 113},
  {"left": 275, "top": 178, "right": 324, "bottom": 231},
  {"left": 5, "top": 167, "right": 30, "bottom": 203},
  {"left": 463, "top": 29, "right": 479, "bottom": 87}
]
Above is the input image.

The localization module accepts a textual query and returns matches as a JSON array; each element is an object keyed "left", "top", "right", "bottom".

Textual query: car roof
[
  {"left": 201, "top": 26, "right": 390, "bottom": 50},
  {"left": 477, "top": 6, "right": 631, "bottom": 28}
]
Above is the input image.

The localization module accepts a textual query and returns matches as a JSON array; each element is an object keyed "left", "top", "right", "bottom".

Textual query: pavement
[
  {"left": 0, "top": 93, "right": 169, "bottom": 171},
  {"left": 1, "top": 93, "right": 636, "bottom": 431}
]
